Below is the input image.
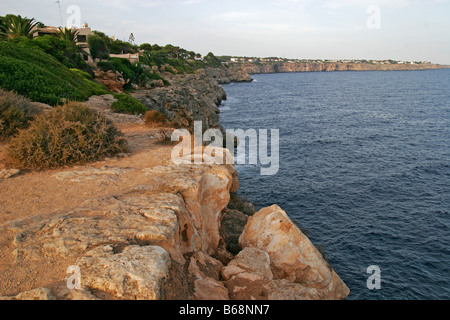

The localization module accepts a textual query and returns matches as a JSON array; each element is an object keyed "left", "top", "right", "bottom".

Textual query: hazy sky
[{"left": 1, "top": 0, "right": 449, "bottom": 64}]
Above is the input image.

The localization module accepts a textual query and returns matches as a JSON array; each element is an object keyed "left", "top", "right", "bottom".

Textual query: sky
[{"left": 1, "top": 0, "right": 449, "bottom": 64}]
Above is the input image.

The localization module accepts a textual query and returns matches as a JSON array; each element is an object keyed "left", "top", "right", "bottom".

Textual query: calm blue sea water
[{"left": 219, "top": 69, "right": 450, "bottom": 300}]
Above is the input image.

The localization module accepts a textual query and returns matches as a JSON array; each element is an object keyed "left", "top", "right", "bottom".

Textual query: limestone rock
[
  {"left": 67, "top": 289, "right": 102, "bottom": 300},
  {"left": 221, "top": 247, "right": 273, "bottom": 300},
  {"left": 239, "top": 205, "right": 350, "bottom": 300},
  {"left": 263, "top": 279, "right": 328, "bottom": 300},
  {"left": 77, "top": 245, "right": 171, "bottom": 300},
  {"left": 142, "top": 164, "right": 235, "bottom": 257},
  {"left": 222, "top": 247, "right": 272, "bottom": 281},
  {"left": 186, "top": 252, "right": 229, "bottom": 300},
  {"left": 12, "top": 192, "right": 184, "bottom": 264},
  {"left": 52, "top": 167, "right": 131, "bottom": 183},
  {"left": 131, "top": 70, "right": 227, "bottom": 132},
  {"left": 235, "top": 61, "right": 439, "bottom": 74},
  {"left": 194, "top": 278, "right": 229, "bottom": 300},
  {"left": 0, "top": 287, "right": 57, "bottom": 300},
  {"left": 203, "top": 67, "right": 253, "bottom": 84},
  {"left": 12, "top": 163, "right": 236, "bottom": 267},
  {"left": 223, "top": 275, "right": 267, "bottom": 300},
  {"left": 94, "top": 69, "right": 127, "bottom": 93},
  {"left": 0, "top": 169, "right": 20, "bottom": 180},
  {"left": 188, "top": 252, "right": 224, "bottom": 281}
]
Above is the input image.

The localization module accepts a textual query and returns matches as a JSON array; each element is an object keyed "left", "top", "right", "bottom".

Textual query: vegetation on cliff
[
  {"left": 111, "top": 93, "right": 147, "bottom": 115},
  {"left": 7, "top": 103, "right": 127, "bottom": 169},
  {"left": 0, "top": 41, "right": 107, "bottom": 105}
]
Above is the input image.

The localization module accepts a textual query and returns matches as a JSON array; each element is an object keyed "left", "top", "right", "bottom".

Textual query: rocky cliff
[
  {"left": 0, "top": 67, "right": 350, "bottom": 301},
  {"left": 131, "top": 69, "right": 228, "bottom": 132},
  {"left": 232, "top": 61, "right": 442, "bottom": 74},
  {"left": 0, "top": 142, "right": 349, "bottom": 300}
]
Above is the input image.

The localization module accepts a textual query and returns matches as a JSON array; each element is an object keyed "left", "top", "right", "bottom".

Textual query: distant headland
[{"left": 220, "top": 56, "right": 449, "bottom": 74}]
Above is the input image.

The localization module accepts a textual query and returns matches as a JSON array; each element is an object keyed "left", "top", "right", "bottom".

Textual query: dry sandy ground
[{"left": 0, "top": 122, "right": 175, "bottom": 297}]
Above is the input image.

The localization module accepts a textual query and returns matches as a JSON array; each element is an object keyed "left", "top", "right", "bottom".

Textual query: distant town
[{"left": 219, "top": 56, "right": 432, "bottom": 65}]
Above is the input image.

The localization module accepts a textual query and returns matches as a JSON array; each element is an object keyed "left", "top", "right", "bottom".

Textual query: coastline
[
  {"left": 228, "top": 61, "right": 446, "bottom": 75},
  {"left": 0, "top": 66, "right": 350, "bottom": 300}
]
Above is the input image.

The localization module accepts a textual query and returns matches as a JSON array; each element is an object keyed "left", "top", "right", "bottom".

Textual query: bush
[
  {"left": 108, "top": 58, "right": 135, "bottom": 82},
  {"left": 0, "top": 89, "right": 39, "bottom": 140},
  {"left": 144, "top": 110, "right": 165, "bottom": 125},
  {"left": 0, "top": 41, "right": 108, "bottom": 105},
  {"left": 97, "top": 60, "right": 116, "bottom": 73},
  {"left": 111, "top": 93, "right": 147, "bottom": 115},
  {"left": 32, "top": 35, "right": 91, "bottom": 73},
  {"left": 7, "top": 103, "right": 128, "bottom": 169}
]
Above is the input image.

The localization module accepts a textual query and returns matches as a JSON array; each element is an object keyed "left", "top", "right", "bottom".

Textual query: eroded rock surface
[
  {"left": 76, "top": 245, "right": 170, "bottom": 300},
  {"left": 132, "top": 70, "right": 228, "bottom": 132},
  {"left": 239, "top": 205, "right": 350, "bottom": 300}
]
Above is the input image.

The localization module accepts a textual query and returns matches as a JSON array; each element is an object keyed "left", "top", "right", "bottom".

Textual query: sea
[{"left": 219, "top": 69, "right": 450, "bottom": 300}]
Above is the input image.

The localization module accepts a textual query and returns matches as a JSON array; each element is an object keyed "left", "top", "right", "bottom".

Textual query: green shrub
[
  {"left": 111, "top": 93, "right": 146, "bottom": 115},
  {"left": 32, "top": 35, "right": 91, "bottom": 73},
  {"left": 70, "top": 68, "right": 92, "bottom": 80},
  {"left": 0, "top": 89, "right": 38, "bottom": 140},
  {"left": 108, "top": 57, "right": 135, "bottom": 82},
  {"left": 97, "top": 60, "right": 116, "bottom": 73},
  {"left": 0, "top": 41, "right": 108, "bottom": 105},
  {"left": 7, "top": 103, "right": 128, "bottom": 169}
]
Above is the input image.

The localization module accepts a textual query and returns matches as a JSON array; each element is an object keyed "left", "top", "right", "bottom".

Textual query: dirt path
[{"left": 0, "top": 117, "right": 175, "bottom": 297}]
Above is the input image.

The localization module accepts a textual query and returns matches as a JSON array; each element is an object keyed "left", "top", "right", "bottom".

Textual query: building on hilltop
[{"left": 33, "top": 22, "right": 94, "bottom": 63}]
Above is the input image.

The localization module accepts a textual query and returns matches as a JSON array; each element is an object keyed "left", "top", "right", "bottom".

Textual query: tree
[
  {"left": 187, "top": 51, "right": 196, "bottom": 60},
  {"left": 204, "top": 52, "right": 222, "bottom": 67},
  {"left": 0, "top": 17, "right": 7, "bottom": 40},
  {"left": 128, "top": 33, "right": 135, "bottom": 45},
  {"left": 58, "top": 27, "right": 79, "bottom": 42},
  {"left": 0, "top": 15, "right": 39, "bottom": 40},
  {"left": 109, "top": 39, "right": 137, "bottom": 54},
  {"left": 88, "top": 34, "right": 109, "bottom": 60},
  {"left": 139, "top": 43, "right": 152, "bottom": 52}
]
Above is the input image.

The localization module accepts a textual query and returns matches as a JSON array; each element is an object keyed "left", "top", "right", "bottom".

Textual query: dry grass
[
  {"left": 144, "top": 110, "right": 166, "bottom": 127},
  {"left": 0, "top": 89, "right": 39, "bottom": 140},
  {"left": 6, "top": 102, "right": 128, "bottom": 169}
]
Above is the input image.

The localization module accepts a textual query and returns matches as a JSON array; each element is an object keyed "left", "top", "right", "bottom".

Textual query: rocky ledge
[
  {"left": 0, "top": 68, "right": 349, "bottom": 300},
  {"left": 0, "top": 142, "right": 349, "bottom": 300}
]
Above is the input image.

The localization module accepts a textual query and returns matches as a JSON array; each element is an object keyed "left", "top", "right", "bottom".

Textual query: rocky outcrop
[
  {"left": 11, "top": 162, "right": 237, "bottom": 265},
  {"left": 93, "top": 69, "right": 127, "bottom": 93},
  {"left": 2, "top": 154, "right": 350, "bottom": 300},
  {"left": 0, "top": 287, "right": 56, "bottom": 300},
  {"left": 130, "top": 67, "right": 254, "bottom": 133},
  {"left": 0, "top": 63, "right": 350, "bottom": 300},
  {"left": 239, "top": 205, "right": 350, "bottom": 300},
  {"left": 203, "top": 67, "right": 253, "bottom": 84},
  {"left": 131, "top": 70, "right": 227, "bottom": 132},
  {"left": 188, "top": 252, "right": 229, "bottom": 300},
  {"left": 77, "top": 245, "right": 171, "bottom": 300},
  {"left": 0, "top": 169, "right": 21, "bottom": 181},
  {"left": 233, "top": 62, "right": 441, "bottom": 74}
]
